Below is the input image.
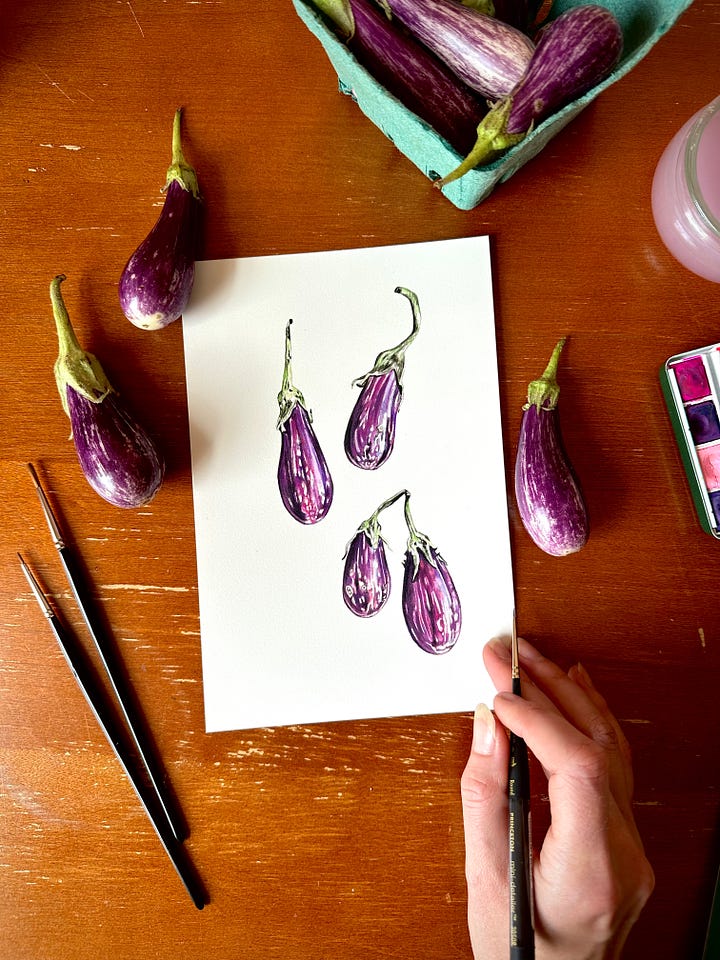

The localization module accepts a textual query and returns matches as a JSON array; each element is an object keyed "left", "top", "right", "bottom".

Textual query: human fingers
[
  {"left": 461, "top": 704, "right": 511, "bottom": 957},
  {"left": 492, "top": 689, "right": 612, "bottom": 847},
  {"left": 486, "top": 636, "right": 634, "bottom": 822}
]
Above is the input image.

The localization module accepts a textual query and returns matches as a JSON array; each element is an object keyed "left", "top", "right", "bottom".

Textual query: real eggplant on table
[
  {"left": 50, "top": 275, "right": 165, "bottom": 508},
  {"left": 345, "top": 286, "right": 421, "bottom": 470},
  {"left": 276, "top": 319, "right": 334, "bottom": 524},
  {"left": 401, "top": 493, "right": 461, "bottom": 654},
  {"left": 436, "top": 3, "right": 623, "bottom": 186},
  {"left": 118, "top": 108, "right": 201, "bottom": 330},
  {"left": 514, "top": 338, "right": 589, "bottom": 557},
  {"left": 310, "top": 0, "right": 489, "bottom": 155},
  {"left": 342, "top": 489, "right": 407, "bottom": 617},
  {"left": 377, "top": 0, "right": 534, "bottom": 99}
]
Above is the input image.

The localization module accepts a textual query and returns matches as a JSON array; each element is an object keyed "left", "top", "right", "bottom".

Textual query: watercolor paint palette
[{"left": 661, "top": 344, "right": 720, "bottom": 537}]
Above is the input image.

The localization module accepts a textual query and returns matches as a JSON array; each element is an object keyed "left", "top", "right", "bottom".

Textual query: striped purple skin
[
  {"left": 66, "top": 385, "right": 164, "bottom": 508},
  {"left": 402, "top": 547, "right": 461, "bottom": 654},
  {"left": 343, "top": 529, "right": 391, "bottom": 617},
  {"left": 344, "top": 0, "right": 487, "bottom": 155},
  {"left": 278, "top": 403, "right": 334, "bottom": 524},
  {"left": 119, "top": 179, "right": 200, "bottom": 331},
  {"left": 514, "top": 404, "right": 588, "bottom": 556},
  {"left": 506, "top": 4, "right": 623, "bottom": 135},
  {"left": 345, "top": 370, "right": 401, "bottom": 470},
  {"left": 383, "top": 0, "right": 534, "bottom": 98}
]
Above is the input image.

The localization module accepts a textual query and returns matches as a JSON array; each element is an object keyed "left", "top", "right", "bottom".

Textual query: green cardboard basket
[{"left": 293, "top": 0, "right": 694, "bottom": 209}]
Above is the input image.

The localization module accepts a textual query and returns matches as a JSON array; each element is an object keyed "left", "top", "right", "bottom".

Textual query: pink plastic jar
[{"left": 652, "top": 96, "right": 720, "bottom": 283}]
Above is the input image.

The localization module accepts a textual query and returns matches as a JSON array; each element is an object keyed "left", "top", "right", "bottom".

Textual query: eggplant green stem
[
  {"left": 433, "top": 98, "right": 526, "bottom": 189},
  {"left": 165, "top": 107, "right": 200, "bottom": 198},
  {"left": 353, "top": 286, "right": 422, "bottom": 388},
  {"left": 311, "top": 0, "right": 355, "bottom": 38},
  {"left": 356, "top": 488, "right": 409, "bottom": 549},
  {"left": 50, "top": 274, "right": 113, "bottom": 418},
  {"left": 524, "top": 337, "right": 567, "bottom": 411},
  {"left": 277, "top": 319, "right": 309, "bottom": 429},
  {"left": 403, "top": 492, "right": 438, "bottom": 575}
]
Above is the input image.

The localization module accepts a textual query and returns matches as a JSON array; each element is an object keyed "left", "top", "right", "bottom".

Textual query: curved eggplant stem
[
  {"left": 525, "top": 337, "right": 566, "bottom": 411},
  {"left": 353, "top": 287, "right": 422, "bottom": 387},
  {"left": 370, "top": 488, "right": 410, "bottom": 524},
  {"left": 50, "top": 275, "right": 113, "bottom": 416},
  {"left": 403, "top": 492, "right": 438, "bottom": 574}
]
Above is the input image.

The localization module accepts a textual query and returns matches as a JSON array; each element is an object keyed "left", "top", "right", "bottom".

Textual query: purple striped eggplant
[
  {"left": 276, "top": 320, "right": 334, "bottom": 524},
  {"left": 378, "top": 0, "right": 534, "bottom": 98},
  {"left": 50, "top": 275, "right": 164, "bottom": 508},
  {"left": 345, "top": 286, "right": 420, "bottom": 470},
  {"left": 401, "top": 494, "right": 461, "bottom": 654},
  {"left": 342, "top": 490, "right": 407, "bottom": 617},
  {"left": 311, "top": 0, "right": 488, "bottom": 155},
  {"left": 514, "top": 338, "right": 588, "bottom": 556},
  {"left": 436, "top": 3, "right": 623, "bottom": 186},
  {"left": 119, "top": 109, "right": 201, "bottom": 330}
]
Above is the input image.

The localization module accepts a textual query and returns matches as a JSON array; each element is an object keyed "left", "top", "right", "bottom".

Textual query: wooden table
[{"left": 2, "top": 1, "right": 719, "bottom": 957}]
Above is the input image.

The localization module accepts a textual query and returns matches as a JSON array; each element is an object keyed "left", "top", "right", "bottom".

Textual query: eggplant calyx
[
  {"left": 403, "top": 492, "right": 439, "bottom": 577},
  {"left": 352, "top": 287, "right": 421, "bottom": 389},
  {"left": 524, "top": 337, "right": 567, "bottom": 411},
  {"left": 311, "top": 0, "right": 355, "bottom": 39},
  {"left": 164, "top": 108, "right": 200, "bottom": 199},
  {"left": 460, "top": 0, "right": 496, "bottom": 16},
  {"left": 433, "top": 99, "right": 525, "bottom": 189},
  {"left": 50, "top": 275, "right": 113, "bottom": 417},
  {"left": 276, "top": 319, "right": 310, "bottom": 429}
]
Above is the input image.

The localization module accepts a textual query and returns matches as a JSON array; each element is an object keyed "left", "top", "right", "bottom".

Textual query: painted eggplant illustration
[
  {"left": 276, "top": 320, "right": 334, "bottom": 524},
  {"left": 344, "top": 286, "right": 421, "bottom": 470},
  {"left": 401, "top": 493, "right": 461, "bottom": 654},
  {"left": 343, "top": 490, "right": 408, "bottom": 618}
]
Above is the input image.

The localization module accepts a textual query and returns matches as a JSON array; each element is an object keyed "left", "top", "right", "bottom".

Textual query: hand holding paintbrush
[{"left": 461, "top": 634, "right": 654, "bottom": 960}]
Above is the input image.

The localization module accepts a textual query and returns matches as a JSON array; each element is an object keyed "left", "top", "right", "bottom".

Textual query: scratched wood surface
[{"left": 1, "top": 1, "right": 720, "bottom": 957}]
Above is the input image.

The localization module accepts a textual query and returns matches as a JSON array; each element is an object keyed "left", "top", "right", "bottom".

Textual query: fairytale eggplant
[
  {"left": 514, "top": 338, "right": 589, "bottom": 556},
  {"left": 342, "top": 490, "right": 407, "bottom": 617},
  {"left": 345, "top": 286, "right": 421, "bottom": 470},
  {"left": 401, "top": 493, "right": 461, "bottom": 654},
  {"left": 310, "top": 0, "right": 488, "bottom": 156},
  {"left": 436, "top": 4, "right": 623, "bottom": 186},
  {"left": 276, "top": 320, "right": 334, "bottom": 524},
  {"left": 50, "top": 275, "right": 164, "bottom": 508},
  {"left": 119, "top": 108, "right": 201, "bottom": 330},
  {"left": 377, "top": 0, "right": 534, "bottom": 99}
]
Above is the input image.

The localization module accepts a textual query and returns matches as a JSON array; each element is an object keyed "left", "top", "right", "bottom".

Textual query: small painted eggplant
[
  {"left": 514, "top": 338, "right": 588, "bottom": 556},
  {"left": 119, "top": 108, "right": 201, "bottom": 330},
  {"left": 401, "top": 493, "right": 461, "bottom": 654},
  {"left": 345, "top": 287, "right": 421, "bottom": 470},
  {"left": 342, "top": 490, "right": 406, "bottom": 617},
  {"left": 51, "top": 275, "right": 164, "bottom": 508},
  {"left": 276, "top": 320, "right": 334, "bottom": 524},
  {"left": 435, "top": 4, "right": 623, "bottom": 186}
]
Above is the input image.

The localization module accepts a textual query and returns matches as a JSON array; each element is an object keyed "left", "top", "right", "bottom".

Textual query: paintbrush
[{"left": 509, "top": 610, "right": 534, "bottom": 958}]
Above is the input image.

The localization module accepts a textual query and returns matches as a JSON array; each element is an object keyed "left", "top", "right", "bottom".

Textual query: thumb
[{"left": 461, "top": 704, "right": 510, "bottom": 899}]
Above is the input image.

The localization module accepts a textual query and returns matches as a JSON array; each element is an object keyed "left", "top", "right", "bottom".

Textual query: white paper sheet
[{"left": 182, "top": 237, "right": 514, "bottom": 732}]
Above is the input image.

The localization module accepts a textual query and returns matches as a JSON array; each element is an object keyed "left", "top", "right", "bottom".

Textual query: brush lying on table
[{"left": 20, "top": 464, "right": 206, "bottom": 909}]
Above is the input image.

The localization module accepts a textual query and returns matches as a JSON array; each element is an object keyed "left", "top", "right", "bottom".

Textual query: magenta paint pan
[{"left": 660, "top": 343, "right": 720, "bottom": 537}]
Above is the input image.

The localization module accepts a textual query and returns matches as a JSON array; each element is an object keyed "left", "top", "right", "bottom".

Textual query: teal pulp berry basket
[{"left": 293, "top": 0, "right": 694, "bottom": 210}]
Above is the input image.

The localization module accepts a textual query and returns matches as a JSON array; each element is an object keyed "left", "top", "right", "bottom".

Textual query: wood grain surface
[{"left": 1, "top": 1, "right": 719, "bottom": 958}]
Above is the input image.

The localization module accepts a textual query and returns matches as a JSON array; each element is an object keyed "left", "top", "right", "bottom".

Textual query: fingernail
[
  {"left": 576, "top": 662, "right": 594, "bottom": 689},
  {"left": 472, "top": 703, "right": 496, "bottom": 755},
  {"left": 487, "top": 635, "right": 511, "bottom": 660}
]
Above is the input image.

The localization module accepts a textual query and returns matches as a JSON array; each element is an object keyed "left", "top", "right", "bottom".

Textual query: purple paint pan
[
  {"left": 661, "top": 342, "right": 720, "bottom": 538},
  {"left": 670, "top": 354, "right": 711, "bottom": 402}
]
